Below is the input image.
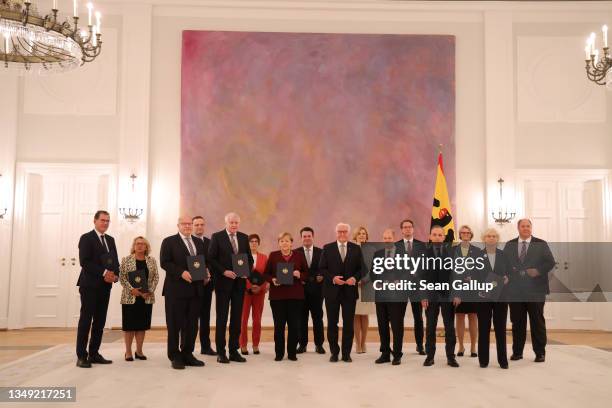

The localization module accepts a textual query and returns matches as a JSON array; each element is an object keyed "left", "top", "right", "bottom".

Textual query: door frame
[
  {"left": 7, "top": 162, "right": 117, "bottom": 329},
  {"left": 515, "top": 168, "right": 611, "bottom": 330},
  {"left": 515, "top": 169, "right": 611, "bottom": 242}
]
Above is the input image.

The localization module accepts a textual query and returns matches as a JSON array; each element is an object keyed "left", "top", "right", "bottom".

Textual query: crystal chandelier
[
  {"left": 584, "top": 24, "right": 612, "bottom": 89},
  {"left": 0, "top": 0, "right": 102, "bottom": 74}
]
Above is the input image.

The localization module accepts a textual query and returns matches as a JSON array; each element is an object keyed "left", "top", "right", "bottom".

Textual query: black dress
[{"left": 122, "top": 259, "right": 153, "bottom": 331}]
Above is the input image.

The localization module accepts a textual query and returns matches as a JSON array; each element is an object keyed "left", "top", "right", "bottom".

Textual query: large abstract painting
[{"left": 181, "top": 31, "right": 455, "bottom": 246}]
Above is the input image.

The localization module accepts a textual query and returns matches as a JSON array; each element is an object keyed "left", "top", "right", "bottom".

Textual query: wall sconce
[
  {"left": 0, "top": 174, "right": 7, "bottom": 219},
  {"left": 119, "top": 173, "right": 143, "bottom": 223},
  {"left": 491, "top": 177, "right": 516, "bottom": 226}
]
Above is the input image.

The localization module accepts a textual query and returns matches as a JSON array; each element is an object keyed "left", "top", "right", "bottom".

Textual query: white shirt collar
[
  {"left": 194, "top": 234, "right": 205, "bottom": 240},
  {"left": 337, "top": 241, "right": 347, "bottom": 248},
  {"left": 94, "top": 228, "right": 106, "bottom": 237},
  {"left": 180, "top": 233, "right": 192, "bottom": 241},
  {"left": 226, "top": 229, "right": 237, "bottom": 237},
  {"left": 403, "top": 237, "right": 413, "bottom": 243},
  {"left": 303, "top": 245, "right": 313, "bottom": 251},
  {"left": 519, "top": 236, "right": 532, "bottom": 244}
]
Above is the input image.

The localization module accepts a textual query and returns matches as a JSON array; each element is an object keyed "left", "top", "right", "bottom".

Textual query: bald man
[
  {"left": 160, "top": 216, "right": 208, "bottom": 369},
  {"left": 373, "top": 229, "right": 408, "bottom": 366}
]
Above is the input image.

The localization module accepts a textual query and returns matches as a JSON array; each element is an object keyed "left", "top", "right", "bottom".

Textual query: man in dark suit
[
  {"left": 373, "top": 229, "right": 408, "bottom": 365},
  {"left": 421, "top": 225, "right": 460, "bottom": 367},
  {"left": 192, "top": 215, "right": 216, "bottom": 356},
  {"left": 160, "top": 216, "right": 207, "bottom": 369},
  {"left": 395, "top": 218, "right": 427, "bottom": 355},
  {"left": 296, "top": 227, "right": 325, "bottom": 354},
  {"left": 76, "top": 210, "right": 119, "bottom": 368},
  {"left": 319, "top": 222, "right": 365, "bottom": 362},
  {"left": 503, "top": 218, "right": 555, "bottom": 363},
  {"left": 208, "top": 212, "right": 253, "bottom": 363}
]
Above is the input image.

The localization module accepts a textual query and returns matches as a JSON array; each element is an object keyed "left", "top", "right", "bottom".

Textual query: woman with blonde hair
[
  {"left": 453, "top": 225, "right": 479, "bottom": 357},
  {"left": 119, "top": 236, "right": 159, "bottom": 361},
  {"left": 353, "top": 226, "right": 375, "bottom": 354},
  {"left": 264, "top": 232, "right": 308, "bottom": 361}
]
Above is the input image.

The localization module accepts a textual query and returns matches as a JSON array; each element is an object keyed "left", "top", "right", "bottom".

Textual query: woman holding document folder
[
  {"left": 474, "top": 228, "right": 510, "bottom": 369},
  {"left": 264, "top": 232, "right": 308, "bottom": 361},
  {"left": 119, "top": 236, "right": 159, "bottom": 362}
]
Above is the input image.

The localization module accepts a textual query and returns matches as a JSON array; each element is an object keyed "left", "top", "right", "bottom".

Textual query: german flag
[{"left": 431, "top": 152, "right": 455, "bottom": 242}]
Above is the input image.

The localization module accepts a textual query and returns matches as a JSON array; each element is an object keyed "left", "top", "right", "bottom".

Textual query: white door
[
  {"left": 519, "top": 171, "right": 608, "bottom": 330},
  {"left": 9, "top": 163, "right": 115, "bottom": 328}
]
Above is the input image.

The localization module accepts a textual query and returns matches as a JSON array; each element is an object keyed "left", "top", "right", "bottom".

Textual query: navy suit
[
  {"left": 160, "top": 233, "right": 207, "bottom": 361},
  {"left": 296, "top": 246, "right": 324, "bottom": 349},
  {"left": 319, "top": 241, "right": 365, "bottom": 357},
  {"left": 395, "top": 238, "right": 427, "bottom": 352},
  {"left": 208, "top": 229, "right": 253, "bottom": 355},
  {"left": 76, "top": 230, "right": 119, "bottom": 359}
]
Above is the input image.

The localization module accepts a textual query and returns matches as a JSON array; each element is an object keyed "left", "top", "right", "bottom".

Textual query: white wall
[{"left": 1, "top": 0, "right": 612, "bottom": 329}]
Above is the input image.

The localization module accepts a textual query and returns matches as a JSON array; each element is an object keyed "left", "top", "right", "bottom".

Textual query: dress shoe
[
  {"left": 341, "top": 355, "right": 352, "bottom": 363},
  {"left": 534, "top": 355, "right": 545, "bottom": 363},
  {"left": 457, "top": 350, "right": 464, "bottom": 357},
  {"left": 171, "top": 358, "right": 185, "bottom": 370},
  {"left": 240, "top": 348, "right": 249, "bottom": 355},
  {"left": 418, "top": 349, "right": 426, "bottom": 356},
  {"left": 480, "top": 363, "right": 488, "bottom": 368},
  {"left": 76, "top": 357, "right": 91, "bottom": 368},
  {"left": 510, "top": 354, "right": 523, "bottom": 361},
  {"left": 274, "top": 355, "right": 283, "bottom": 361},
  {"left": 500, "top": 363, "right": 509, "bottom": 369},
  {"left": 329, "top": 354, "right": 339, "bottom": 363},
  {"left": 447, "top": 358, "right": 460, "bottom": 367},
  {"left": 184, "top": 355, "right": 205, "bottom": 367},
  {"left": 201, "top": 348, "right": 217, "bottom": 356},
  {"left": 416, "top": 347, "right": 426, "bottom": 356},
  {"left": 89, "top": 353, "right": 112, "bottom": 364},
  {"left": 296, "top": 345, "right": 306, "bottom": 354},
  {"left": 125, "top": 353, "right": 134, "bottom": 362},
  {"left": 375, "top": 354, "right": 391, "bottom": 364},
  {"left": 253, "top": 348, "right": 260, "bottom": 355},
  {"left": 470, "top": 352, "right": 478, "bottom": 358},
  {"left": 134, "top": 352, "right": 147, "bottom": 360},
  {"left": 229, "top": 352, "right": 247, "bottom": 363},
  {"left": 315, "top": 346, "right": 326, "bottom": 354},
  {"left": 288, "top": 355, "right": 298, "bottom": 361},
  {"left": 423, "top": 357, "right": 435, "bottom": 366},
  {"left": 392, "top": 356, "right": 402, "bottom": 366},
  {"left": 217, "top": 354, "right": 230, "bottom": 364}
]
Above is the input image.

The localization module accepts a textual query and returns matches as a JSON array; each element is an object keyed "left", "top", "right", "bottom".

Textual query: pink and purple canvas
[{"left": 181, "top": 31, "right": 455, "bottom": 246}]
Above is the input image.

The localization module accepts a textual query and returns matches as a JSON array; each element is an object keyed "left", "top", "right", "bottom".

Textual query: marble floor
[{"left": 0, "top": 342, "right": 610, "bottom": 408}]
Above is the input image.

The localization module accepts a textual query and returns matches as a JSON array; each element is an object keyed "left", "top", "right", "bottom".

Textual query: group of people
[{"left": 75, "top": 211, "right": 555, "bottom": 371}]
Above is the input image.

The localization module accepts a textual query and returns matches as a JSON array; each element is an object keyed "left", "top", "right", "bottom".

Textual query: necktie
[
  {"left": 340, "top": 244, "right": 346, "bottom": 262},
  {"left": 386, "top": 248, "right": 392, "bottom": 258},
  {"left": 230, "top": 233, "right": 238, "bottom": 254},
  {"left": 185, "top": 237, "right": 195, "bottom": 256},
  {"left": 100, "top": 235, "right": 109, "bottom": 253},
  {"left": 519, "top": 241, "right": 527, "bottom": 263},
  {"left": 305, "top": 247, "right": 312, "bottom": 267},
  {"left": 406, "top": 240, "right": 412, "bottom": 256}
]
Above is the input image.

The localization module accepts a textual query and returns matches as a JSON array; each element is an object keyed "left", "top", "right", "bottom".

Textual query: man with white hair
[
  {"left": 319, "top": 222, "right": 365, "bottom": 362},
  {"left": 208, "top": 212, "right": 253, "bottom": 363}
]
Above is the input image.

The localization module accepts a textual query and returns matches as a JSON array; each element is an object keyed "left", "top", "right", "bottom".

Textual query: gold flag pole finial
[{"left": 438, "top": 144, "right": 443, "bottom": 154}]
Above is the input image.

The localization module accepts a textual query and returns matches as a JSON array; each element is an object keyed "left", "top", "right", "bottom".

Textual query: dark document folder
[
  {"left": 188, "top": 255, "right": 207, "bottom": 282},
  {"left": 100, "top": 252, "right": 116, "bottom": 272},
  {"left": 232, "top": 253, "right": 250, "bottom": 278},
  {"left": 276, "top": 262, "right": 295, "bottom": 286},
  {"left": 128, "top": 269, "right": 148, "bottom": 292},
  {"left": 478, "top": 272, "right": 504, "bottom": 301}
]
